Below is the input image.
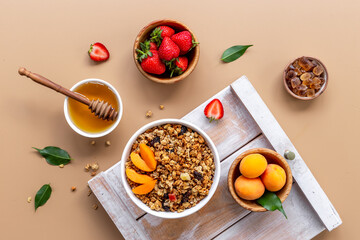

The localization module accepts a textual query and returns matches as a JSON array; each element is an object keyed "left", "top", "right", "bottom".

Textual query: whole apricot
[
  {"left": 239, "top": 153, "right": 267, "bottom": 178},
  {"left": 234, "top": 175, "right": 265, "bottom": 200},
  {"left": 261, "top": 164, "right": 286, "bottom": 192}
]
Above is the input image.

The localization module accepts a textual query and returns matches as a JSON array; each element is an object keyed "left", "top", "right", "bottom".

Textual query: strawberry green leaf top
[
  {"left": 166, "top": 57, "right": 188, "bottom": 77},
  {"left": 136, "top": 40, "right": 154, "bottom": 62},
  {"left": 150, "top": 26, "right": 175, "bottom": 46}
]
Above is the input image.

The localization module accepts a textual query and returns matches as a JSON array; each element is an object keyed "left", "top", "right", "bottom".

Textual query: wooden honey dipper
[{"left": 18, "top": 67, "right": 118, "bottom": 121}]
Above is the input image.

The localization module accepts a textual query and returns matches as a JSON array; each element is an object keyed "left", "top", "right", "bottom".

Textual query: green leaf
[
  {"left": 257, "top": 191, "right": 287, "bottom": 219},
  {"left": 33, "top": 146, "right": 71, "bottom": 166},
  {"left": 221, "top": 45, "right": 253, "bottom": 63},
  {"left": 35, "top": 184, "right": 52, "bottom": 211}
]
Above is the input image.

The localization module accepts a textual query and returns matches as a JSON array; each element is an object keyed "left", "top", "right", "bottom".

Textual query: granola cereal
[{"left": 126, "top": 123, "right": 215, "bottom": 213}]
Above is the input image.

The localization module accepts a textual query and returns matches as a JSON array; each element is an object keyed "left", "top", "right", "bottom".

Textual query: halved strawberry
[
  {"left": 204, "top": 99, "right": 224, "bottom": 122},
  {"left": 88, "top": 42, "right": 109, "bottom": 62}
]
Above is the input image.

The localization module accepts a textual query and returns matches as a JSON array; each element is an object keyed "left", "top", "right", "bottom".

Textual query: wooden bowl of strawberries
[{"left": 133, "top": 19, "right": 200, "bottom": 84}]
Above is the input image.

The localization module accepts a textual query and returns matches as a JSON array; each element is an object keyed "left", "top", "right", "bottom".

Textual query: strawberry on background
[
  {"left": 158, "top": 37, "right": 180, "bottom": 61},
  {"left": 88, "top": 42, "right": 109, "bottom": 62},
  {"left": 171, "top": 31, "right": 198, "bottom": 55},
  {"left": 204, "top": 99, "right": 224, "bottom": 122}
]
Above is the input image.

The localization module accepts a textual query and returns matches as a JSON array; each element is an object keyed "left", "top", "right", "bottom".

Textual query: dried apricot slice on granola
[
  {"left": 132, "top": 180, "right": 157, "bottom": 195},
  {"left": 130, "top": 152, "right": 154, "bottom": 172},
  {"left": 139, "top": 143, "right": 157, "bottom": 170},
  {"left": 126, "top": 168, "right": 154, "bottom": 184}
]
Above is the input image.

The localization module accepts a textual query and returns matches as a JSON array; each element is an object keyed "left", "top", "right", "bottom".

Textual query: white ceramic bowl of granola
[{"left": 120, "top": 118, "right": 220, "bottom": 219}]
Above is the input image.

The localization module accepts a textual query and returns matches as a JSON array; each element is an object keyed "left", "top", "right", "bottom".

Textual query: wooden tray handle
[{"left": 18, "top": 67, "right": 90, "bottom": 106}]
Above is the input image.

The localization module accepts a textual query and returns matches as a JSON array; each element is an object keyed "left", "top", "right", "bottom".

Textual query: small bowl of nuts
[
  {"left": 283, "top": 56, "right": 328, "bottom": 100},
  {"left": 120, "top": 119, "right": 220, "bottom": 219}
]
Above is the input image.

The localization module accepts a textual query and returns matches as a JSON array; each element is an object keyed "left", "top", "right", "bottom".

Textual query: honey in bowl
[{"left": 68, "top": 82, "right": 119, "bottom": 133}]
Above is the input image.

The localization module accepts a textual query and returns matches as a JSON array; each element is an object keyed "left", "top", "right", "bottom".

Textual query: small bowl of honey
[{"left": 64, "top": 79, "right": 123, "bottom": 138}]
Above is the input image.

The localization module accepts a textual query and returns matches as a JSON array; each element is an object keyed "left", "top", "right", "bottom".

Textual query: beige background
[{"left": 1, "top": 0, "right": 359, "bottom": 239}]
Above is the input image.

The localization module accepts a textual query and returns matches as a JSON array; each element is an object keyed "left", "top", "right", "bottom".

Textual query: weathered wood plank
[
  {"left": 230, "top": 76, "right": 342, "bottom": 231},
  {"left": 88, "top": 173, "right": 149, "bottom": 240},
  {"left": 214, "top": 182, "right": 325, "bottom": 240},
  {"left": 183, "top": 86, "right": 261, "bottom": 160},
  {"left": 138, "top": 135, "right": 272, "bottom": 240},
  {"left": 104, "top": 163, "right": 144, "bottom": 218}
]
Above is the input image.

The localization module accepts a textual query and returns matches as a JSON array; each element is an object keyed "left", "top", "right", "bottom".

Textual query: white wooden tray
[{"left": 89, "top": 76, "right": 341, "bottom": 240}]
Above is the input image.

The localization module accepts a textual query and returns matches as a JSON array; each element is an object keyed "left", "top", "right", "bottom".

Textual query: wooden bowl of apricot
[
  {"left": 133, "top": 19, "right": 200, "bottom": 84},
  {"left": 227, "top": 148, "right": 292, "bottom": 212}
]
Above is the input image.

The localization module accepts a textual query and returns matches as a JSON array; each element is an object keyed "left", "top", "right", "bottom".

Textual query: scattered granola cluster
[{"left": 125, "top": 123, "right": 215, "bottom": 213}]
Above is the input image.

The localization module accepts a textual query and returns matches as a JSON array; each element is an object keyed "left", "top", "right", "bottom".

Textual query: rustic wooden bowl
[
  {"left": 133, "top": 19, "right": 200, "bottom": 84},
  {"left": 283, "top": 56, "right": 328, "bottom": 100},
  {"left": 228, "top": 148, "right": 292, "bottom": 212}
]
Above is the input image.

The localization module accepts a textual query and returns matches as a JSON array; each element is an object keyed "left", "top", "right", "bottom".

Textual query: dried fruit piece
[
  {"left": 130, "top": 152, "right": 154, "bottom": 172},
  {"left": 180, "top": 172, "right": 191, "bottom": 181},
  {"left": 71, "top": 186, "right": 77, "bottom": 191},
  {"left": 169, "top": 193, "right": 176, "bottom": 202},
  {"left": 313, "top": 65, "right": 324, "bottom": 76},
  {"left": 139, "top": 143, "right": 157, "bottom": 170},
  {"left": 150, "top": 136, "right": 160, "bottom": 147},
  {"left": 290, "top": 77, "right": 301, "bottom": 89},
  {"left": 193, "top": 171, "right": 203, "bottom": 181},
  {"left": 126, "top": 168, "right": 154, "bottom": 184},
  {"left": 132, "top": 180, "right": 157, "bottom": 195}
]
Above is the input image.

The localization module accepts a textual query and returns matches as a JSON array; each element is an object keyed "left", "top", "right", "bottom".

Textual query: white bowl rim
[
  {"left": 63, "top": 78, "right": 123, "bottom": 138},
  {"left": 120, "top": 118, "right": 220, "bottom": 219}
]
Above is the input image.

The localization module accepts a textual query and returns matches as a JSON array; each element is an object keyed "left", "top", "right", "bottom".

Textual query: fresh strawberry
[
  {"left": 166, "top": 57, "right": 188, "bottom": 77},
  {"left": 204, "top": 99, "right": 224, "bottom": 122},
  {"left": 150, "top": 26, "right": 175, "bottom": 46},
  {"left": 149, "top": 42, "right": 157, "bottom": 50},
  {"left": 88, "top": 42, "right": 109, "bottom": 61},
  {"left": 168, "top": 193, "right": 176, "bottom": 202},
  {"left": 158, "top": 37, "right": 180, "bottom": 61},
  {"left": 176, "top": 57, "right": 188, "bottom": 71},
  {"left": 140, "top": 50, "right": 166, "bottom": 75},
  {"left": 171, "top": 31, "right": 198, "bottom": 55}
]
